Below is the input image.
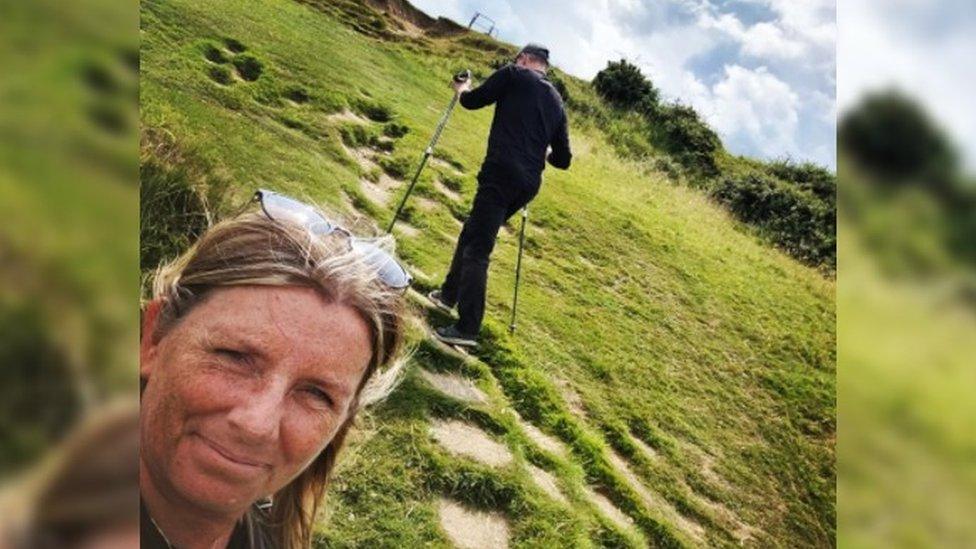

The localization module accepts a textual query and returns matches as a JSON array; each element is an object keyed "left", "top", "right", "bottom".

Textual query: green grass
[
  {"left": 1, "top": 0, "right": 139, "bottom": 476},
  {"left": 836, "top": 159, "right": 976, "bottom": 547},
  {"left": 140, "top": 0, "right": 835, "bottom": 546}
]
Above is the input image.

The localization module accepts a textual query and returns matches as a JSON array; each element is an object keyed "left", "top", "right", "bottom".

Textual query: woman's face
[{"left": 139, "top": 285, "right": 372, "bottom": 516}]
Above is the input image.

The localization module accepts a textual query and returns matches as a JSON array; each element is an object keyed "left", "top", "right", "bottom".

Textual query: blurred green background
[
  {"left": 0, "top": 0, "right": 138, "bottom": 481},
  {"left": 838, "top": 87, "right": 976, "bottom": 547}
]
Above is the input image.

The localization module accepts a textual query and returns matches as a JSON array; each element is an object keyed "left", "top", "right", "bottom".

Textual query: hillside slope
[{"left": 141, "top": 0, "right": 835, "bottom": 546}]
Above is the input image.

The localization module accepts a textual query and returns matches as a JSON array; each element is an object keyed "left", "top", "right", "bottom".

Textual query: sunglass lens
[
  {"left": 352, "top": 241, "right": 412, "bottom": 289},
  {"left": 261, "top": 192, "right": 335, "bottom": 234}
]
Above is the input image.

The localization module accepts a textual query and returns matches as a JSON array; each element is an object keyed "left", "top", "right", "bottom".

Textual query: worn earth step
[
  {"left": 418, "top": 368, "right": 487, "bottom": 404},
  {"left": 527, "top": 464, "right": 567, "bottom": 504},
  {"left": 429, "top": 419, "right": 513, "bottom": 468},
  {"left": 438, "top": 498, "right": 510, "bottom": 549}
]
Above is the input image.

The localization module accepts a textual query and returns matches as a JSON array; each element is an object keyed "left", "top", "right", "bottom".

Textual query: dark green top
[{"left": 140, "top": 499, "right": 276, "bottom": 549}]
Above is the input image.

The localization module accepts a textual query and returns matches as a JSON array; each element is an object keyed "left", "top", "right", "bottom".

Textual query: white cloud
[
  {"left": 742, "top": 22, "right": 806, "bottom": 59},
  {"left": 839, "top": 0, "right": 976, "bottom": 170},
  {"left": 747, "top": 0, "right": 836, "bottom": 52},
  {"left": 697, "top": 12, "right": 806, "bottom": 60},
  {"left": 705, "top": 65, "right": 800, "bottom": 159}
]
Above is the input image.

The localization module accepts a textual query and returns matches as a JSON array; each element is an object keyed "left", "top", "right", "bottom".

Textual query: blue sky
[{"left": 409, "top": 0, "right": 837, "bottom": 169}]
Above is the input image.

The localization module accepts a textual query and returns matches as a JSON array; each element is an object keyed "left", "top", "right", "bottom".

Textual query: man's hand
[{"left": 451, "top": 77, "right": 472, "bottom": 94}]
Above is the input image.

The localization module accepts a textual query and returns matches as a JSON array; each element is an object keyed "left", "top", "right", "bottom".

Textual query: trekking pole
[
  {"left": 509, "top": 207, "right": 528, "bottom": 334},
  {"left": 387, "top": 69, "right": 471, "bottom": 234}
]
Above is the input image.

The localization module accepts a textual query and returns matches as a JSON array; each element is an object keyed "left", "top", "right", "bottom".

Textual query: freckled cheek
[
  {"left": 278, "top": 410, "right": 346, "bottom": 472},
  {"left": 164, "top": 354, "right": 246, "bottom": 420}
]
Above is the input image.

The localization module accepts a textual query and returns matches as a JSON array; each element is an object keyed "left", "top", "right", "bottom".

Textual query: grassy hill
[{"left": 140, "top": 0, "right": 835, "bottom": 546}]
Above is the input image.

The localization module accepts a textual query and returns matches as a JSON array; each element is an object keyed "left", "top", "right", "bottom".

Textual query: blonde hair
[{"left": 147, "top": 209, "right": 408, "bottom": 548}]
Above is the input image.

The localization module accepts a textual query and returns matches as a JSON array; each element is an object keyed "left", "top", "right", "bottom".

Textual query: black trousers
[{"left": 440, "top": 174, "right": 537, "bottom": 335}]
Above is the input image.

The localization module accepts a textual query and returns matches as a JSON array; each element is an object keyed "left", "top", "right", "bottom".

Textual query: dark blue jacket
[{"left": 460, "top": 64, "right": 572, "bottom": 189}]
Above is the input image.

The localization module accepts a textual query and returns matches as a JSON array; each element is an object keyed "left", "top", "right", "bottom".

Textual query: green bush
[
  {"left": 712, "top": 171, "right": 835, "bottom": 268},
  {"left": 548, "top": 73, "right": 570, "bottom": 103},
  {"left": 591, "top": 60, "right": 718, "bottom": 173},
  {"left": 593, "top": 59, "right": 659, "bottom": 111},
  {"left": 766, "top": 159, "right": 836, "bottom": 203},
  {"left": 652, "top": 103, "right": 721, "bottom": 174},
  {"left": 839, "top": 89, "right": 957, "bottom": 187}
]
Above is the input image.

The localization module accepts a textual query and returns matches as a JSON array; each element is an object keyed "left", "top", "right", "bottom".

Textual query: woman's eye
[
  {"left": 215, "top": 348, "right": 250, "bottom": 364},
  {"left": 304, "top": 386, "right": 334, "bottom": 407}
]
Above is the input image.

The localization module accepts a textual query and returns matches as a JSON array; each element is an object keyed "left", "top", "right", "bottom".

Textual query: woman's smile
[{"left": 192, "top": 433, "right": 271, "bottom": 478}]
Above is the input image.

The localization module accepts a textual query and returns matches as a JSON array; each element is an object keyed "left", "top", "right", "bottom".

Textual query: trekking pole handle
[{"left": 453, "top": 69, "right": 471, "bottom": 84}]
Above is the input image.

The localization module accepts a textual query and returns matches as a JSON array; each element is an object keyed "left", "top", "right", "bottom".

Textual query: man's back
[{"left": 460, "top": 64, "right": 572, "bottom": 187}]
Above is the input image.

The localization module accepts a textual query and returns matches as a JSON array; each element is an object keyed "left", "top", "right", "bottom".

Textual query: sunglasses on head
[{"left": 254, "top": 189, "right": 412, "bottom": 291}]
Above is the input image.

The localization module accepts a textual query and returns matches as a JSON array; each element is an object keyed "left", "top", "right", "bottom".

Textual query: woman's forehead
[{"left": 177, "top": 286, "right": 372, "bottom": 368}]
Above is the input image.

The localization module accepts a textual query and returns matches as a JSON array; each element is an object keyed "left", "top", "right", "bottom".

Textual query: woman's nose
[{"left": 226, "top": 380, "right": 284, "bottom": 445}]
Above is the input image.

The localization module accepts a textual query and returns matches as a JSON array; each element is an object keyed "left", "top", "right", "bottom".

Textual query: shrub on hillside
[
  {"left": 593, "top": 59, "right": 659, "bottom": 111},
  {"left": 653, "top": 103, "right": 721, "bottom": 175},
  {"left": 712, "top": 171, "right": 835, "bottom": 268},
  {"left": 548, "top": 73, "right": 570, "bottom": 103},
  {"left": 839, "top": 89, "right": 957, "bottom": 190},
  {"left": 766, "top": 159, "right": 836, "bottom": 203}
]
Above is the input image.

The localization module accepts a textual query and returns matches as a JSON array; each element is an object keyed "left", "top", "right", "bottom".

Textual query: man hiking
[{"left": 430, "top": 43, "right": 572, "bottom": 347}]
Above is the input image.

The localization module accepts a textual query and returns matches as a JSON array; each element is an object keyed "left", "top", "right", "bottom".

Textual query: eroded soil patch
[
  {"left": 419, "top": 369, "right": 487, "bottom": 404},
  {"left": 605, "top": 448, "right": 705, "bottom": 542},
  {"left": 527, "top": 464, "right": 567, "bottom": 504},
  {"left": 430, "top": 419, "right": 513, "bottom": 468},
  {"left": 438, "top": 499, "right": 510, "bottom": 549},
  {"left": 585, "top": 487, "right": 634, "bottom": 532},
  {"left": 517, "top": 417, "right": 568, "bottom": 459}
]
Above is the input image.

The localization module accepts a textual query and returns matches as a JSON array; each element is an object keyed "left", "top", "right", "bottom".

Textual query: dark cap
[{"left": 518, "top": 43, "right": 550, "bottom": 64}]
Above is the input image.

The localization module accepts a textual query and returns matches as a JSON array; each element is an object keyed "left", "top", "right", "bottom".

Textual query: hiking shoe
[
  {"left": 434, "top": 325, "right": 478, "bottom": 347},
  {"left": 427, "top": 289, "right": 455, "bottom": 313}
]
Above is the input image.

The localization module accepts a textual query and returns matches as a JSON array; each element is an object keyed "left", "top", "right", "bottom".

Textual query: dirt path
[
  {"left": 438, "top": 498, "right": 510, "bottom": 549},
  {"left": 430, "top": 419, "right": 512, "bottom": 467}
]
